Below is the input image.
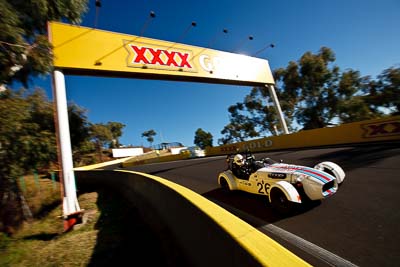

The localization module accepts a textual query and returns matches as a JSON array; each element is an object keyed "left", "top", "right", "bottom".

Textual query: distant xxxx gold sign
[
  {"left": 361, "top": 119, "right": 400, "bottom": 138},
  {"left": 48, "top": 22, "right": 275, "bottom": 86}
]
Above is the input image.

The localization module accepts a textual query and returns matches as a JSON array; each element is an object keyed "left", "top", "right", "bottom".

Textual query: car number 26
[{"left": 257, "top": 182, "right": 271, "bottom": 195}]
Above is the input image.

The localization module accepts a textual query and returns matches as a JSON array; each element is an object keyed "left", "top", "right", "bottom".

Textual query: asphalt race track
[{"left": 105, "top": 144, "right": 400, "bottom": 267}]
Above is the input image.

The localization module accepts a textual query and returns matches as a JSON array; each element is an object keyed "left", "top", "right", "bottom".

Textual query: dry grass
[
  {"left": 18, "top": 174, "right": 62, "bottom": 217},
  {"left": 0, "top": 189, "right": 99, "bottom": 267}
]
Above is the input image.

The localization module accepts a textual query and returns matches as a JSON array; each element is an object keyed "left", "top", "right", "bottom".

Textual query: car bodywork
[{"left": 217, "top": 153, "right": 345, "bottom": 214}]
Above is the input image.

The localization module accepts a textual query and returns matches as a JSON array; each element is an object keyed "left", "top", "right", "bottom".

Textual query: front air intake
[{"left": 322, "top": 180, "right": 335, "bottom": 192}]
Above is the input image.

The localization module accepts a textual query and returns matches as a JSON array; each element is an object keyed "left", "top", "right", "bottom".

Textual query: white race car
[{"left": 217, "top": 151, "right": 345, "bottom": 215}]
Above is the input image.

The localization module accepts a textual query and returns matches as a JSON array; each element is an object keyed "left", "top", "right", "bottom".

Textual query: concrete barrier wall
[
  {"left": 75, "top": 170, "right": 310, "bottom": 267},
  {"left": 206, "top": 116, "right": 400, "bottom": 156}
]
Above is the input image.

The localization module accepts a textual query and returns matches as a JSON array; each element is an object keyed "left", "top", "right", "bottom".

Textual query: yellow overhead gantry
[{"left": 48, "top": 21, "right": 289, "bottom": 229}]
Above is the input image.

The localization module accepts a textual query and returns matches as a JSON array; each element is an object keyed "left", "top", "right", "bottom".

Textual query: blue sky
[{"left": 27, "top": 0, "right": 400, "bottom": 147}]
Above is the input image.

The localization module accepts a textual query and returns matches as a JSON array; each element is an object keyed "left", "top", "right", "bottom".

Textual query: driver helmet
[{"left": 233, "top": 154, "right": 245, "bottom": 166}]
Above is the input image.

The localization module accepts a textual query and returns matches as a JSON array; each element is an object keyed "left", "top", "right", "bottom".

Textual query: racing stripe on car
[
  {"left": 299, "top": 167, "right": 334, "bottom": 182},
  {"left": 323, "top": 188, "right": 336, "bottom": 197},
  {"left": 296, "top": 169, "right": 330, "bottom": 184}
]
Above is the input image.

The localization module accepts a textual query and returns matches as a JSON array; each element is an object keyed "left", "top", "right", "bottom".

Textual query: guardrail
[{"left": 75, "top": 170, "right": 310, "bottom": 267}]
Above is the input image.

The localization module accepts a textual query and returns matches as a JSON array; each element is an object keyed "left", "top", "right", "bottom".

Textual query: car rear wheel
[{"left": 270, "top": 188, "right": 293, "bottom": 216}]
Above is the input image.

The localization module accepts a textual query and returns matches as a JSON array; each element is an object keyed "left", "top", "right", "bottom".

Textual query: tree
[
  {"left": 276, "top": 47, "right": 340, "bottom": 129},
  {"left": 90, "top": 123, "right": 113, "bottom": 162},
  {"left": 194, "top": 128, "right": 213, "bottom": 149},
  {"left": 0, "top": 0, "right": 88, "bottom": 86},
  {"left": 369, "top": 66, "right": 400, "bottom": 115},
  {"left": 142, "top": 129, "right": 157, "bottom": 147},
  {"left": 68, "top": 103, "right": 91, "bottom": 150},
  {"left": 106, "top": 122, "right": 126, "bottom": 148},
  {"left": 220, "top": 47, "right": 398, "bottom": 142},
  {"left": 0, "top": 0, "right": 89, "bottom": 234},
  {"left": 0, "top": 88, "right": 57, "bottom": 234},
  {"left": 0, "top": 89, "right": 56, "bottom": 179},
  {"left": 218, "top": 87, "right": 287, "bottom": 144},
  {"left": 0, "top": 87, "right": 94, "bottom": 176},
  {"left": 0, "top": 88, "right": 95, "bottom": 174},
  {"left": 334, "top": 66, "right": 399, "bottom": 122},
  {"left": 335, "top": 70, "right": 380, "bottom": 123}
]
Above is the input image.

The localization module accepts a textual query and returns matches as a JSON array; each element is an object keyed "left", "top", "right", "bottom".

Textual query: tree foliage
[
  {"left": 369, "top": 67, "right": 400, "bottom": 115},
  {"left": 218, "top": 88, "right": 286, "bottom": 144},
  {"left": 0, "top": 88, "right": 95, "bottom": 180},
  {"left": 0, "top": 89, "right": 56, "bottom": 180},
  {"left": 68, "top": 103, "right": 91, "bottom": 150},
  {"left": 90, "top": 123, "right": 113, "bottom": 161},
  {"left": 142, "top": 129, "right": 157, "bottom": 146},
  {"left": 335, "top": 70, "right": 379, "bottom": 123},
  {"left": 0, "top": 87, "right": 126, "bottom": 182},
  {"left": 0, "top": 87, "right": 98, "bottom": 235},
  {"left": 194, "top": 128, "right": 213, "bottom": 149},
  {"left": 106, "top": 122, "right": 126, "bottom": 148},
  {"left": 0, "top": 0, "right": 88, "bottom": 86},
  {"left": 219, "top": 47, "right": 399, "bottom": 143},
  {"left": 275, "top": 47, "right": 340, "bottom": 129}
]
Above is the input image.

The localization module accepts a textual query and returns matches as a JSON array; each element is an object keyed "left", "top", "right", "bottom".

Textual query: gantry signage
[
  {"left": 48, "top": 22, "right": 275, "bottom": 86},
  {"left": 126, "top": 44, "right": 194, "bottom": 71}
]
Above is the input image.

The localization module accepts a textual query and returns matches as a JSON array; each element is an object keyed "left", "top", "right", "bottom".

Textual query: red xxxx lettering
[{"left": 130, "top": 45, "right": 192, "bottom": 68}]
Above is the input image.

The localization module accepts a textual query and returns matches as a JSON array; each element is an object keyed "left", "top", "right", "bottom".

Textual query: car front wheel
[{"left": 270, "top": 188, "right": 293, "bottom": 216}]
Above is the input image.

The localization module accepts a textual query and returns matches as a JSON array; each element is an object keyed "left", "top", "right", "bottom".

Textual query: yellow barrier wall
[
  {"left": 206, "top": 116, "right": 400, "bottom": 156},
  {"left": 122, "top": 151, "right": 191, "bottom": 167},
  {"left": 75, "top": 170, "right": 310, "bottom": 266}
]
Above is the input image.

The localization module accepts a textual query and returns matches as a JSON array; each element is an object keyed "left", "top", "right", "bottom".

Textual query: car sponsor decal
[
  {"left": 239, "top": 180, "right": 251, "bottom": 186},
  {"left": 269, "top": 164, "right": 305, "bottom": 172},
  {"left": 268, "top": 173, "right": 287, "bottom": 179}
]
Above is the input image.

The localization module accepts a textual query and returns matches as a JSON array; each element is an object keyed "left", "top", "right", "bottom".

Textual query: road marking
[{"left": 209, "top": 198, "right": 358, "bottom": 267}]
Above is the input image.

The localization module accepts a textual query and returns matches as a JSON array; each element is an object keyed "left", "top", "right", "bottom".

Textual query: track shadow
[
  {"left": 202, "top": 188, "right": 321, "bottom": 227},
  {"left": 22, "top": 233, "right": 58, "bottom": 241},
  {"left": 131, "top": 157, "right": 223, "bottom": 176},
  {"left": 82, "top": 188, "right": 188, "bottom": 267},
  {"left": 301, "top": 144, "right": 400, "bottom": 171}
]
